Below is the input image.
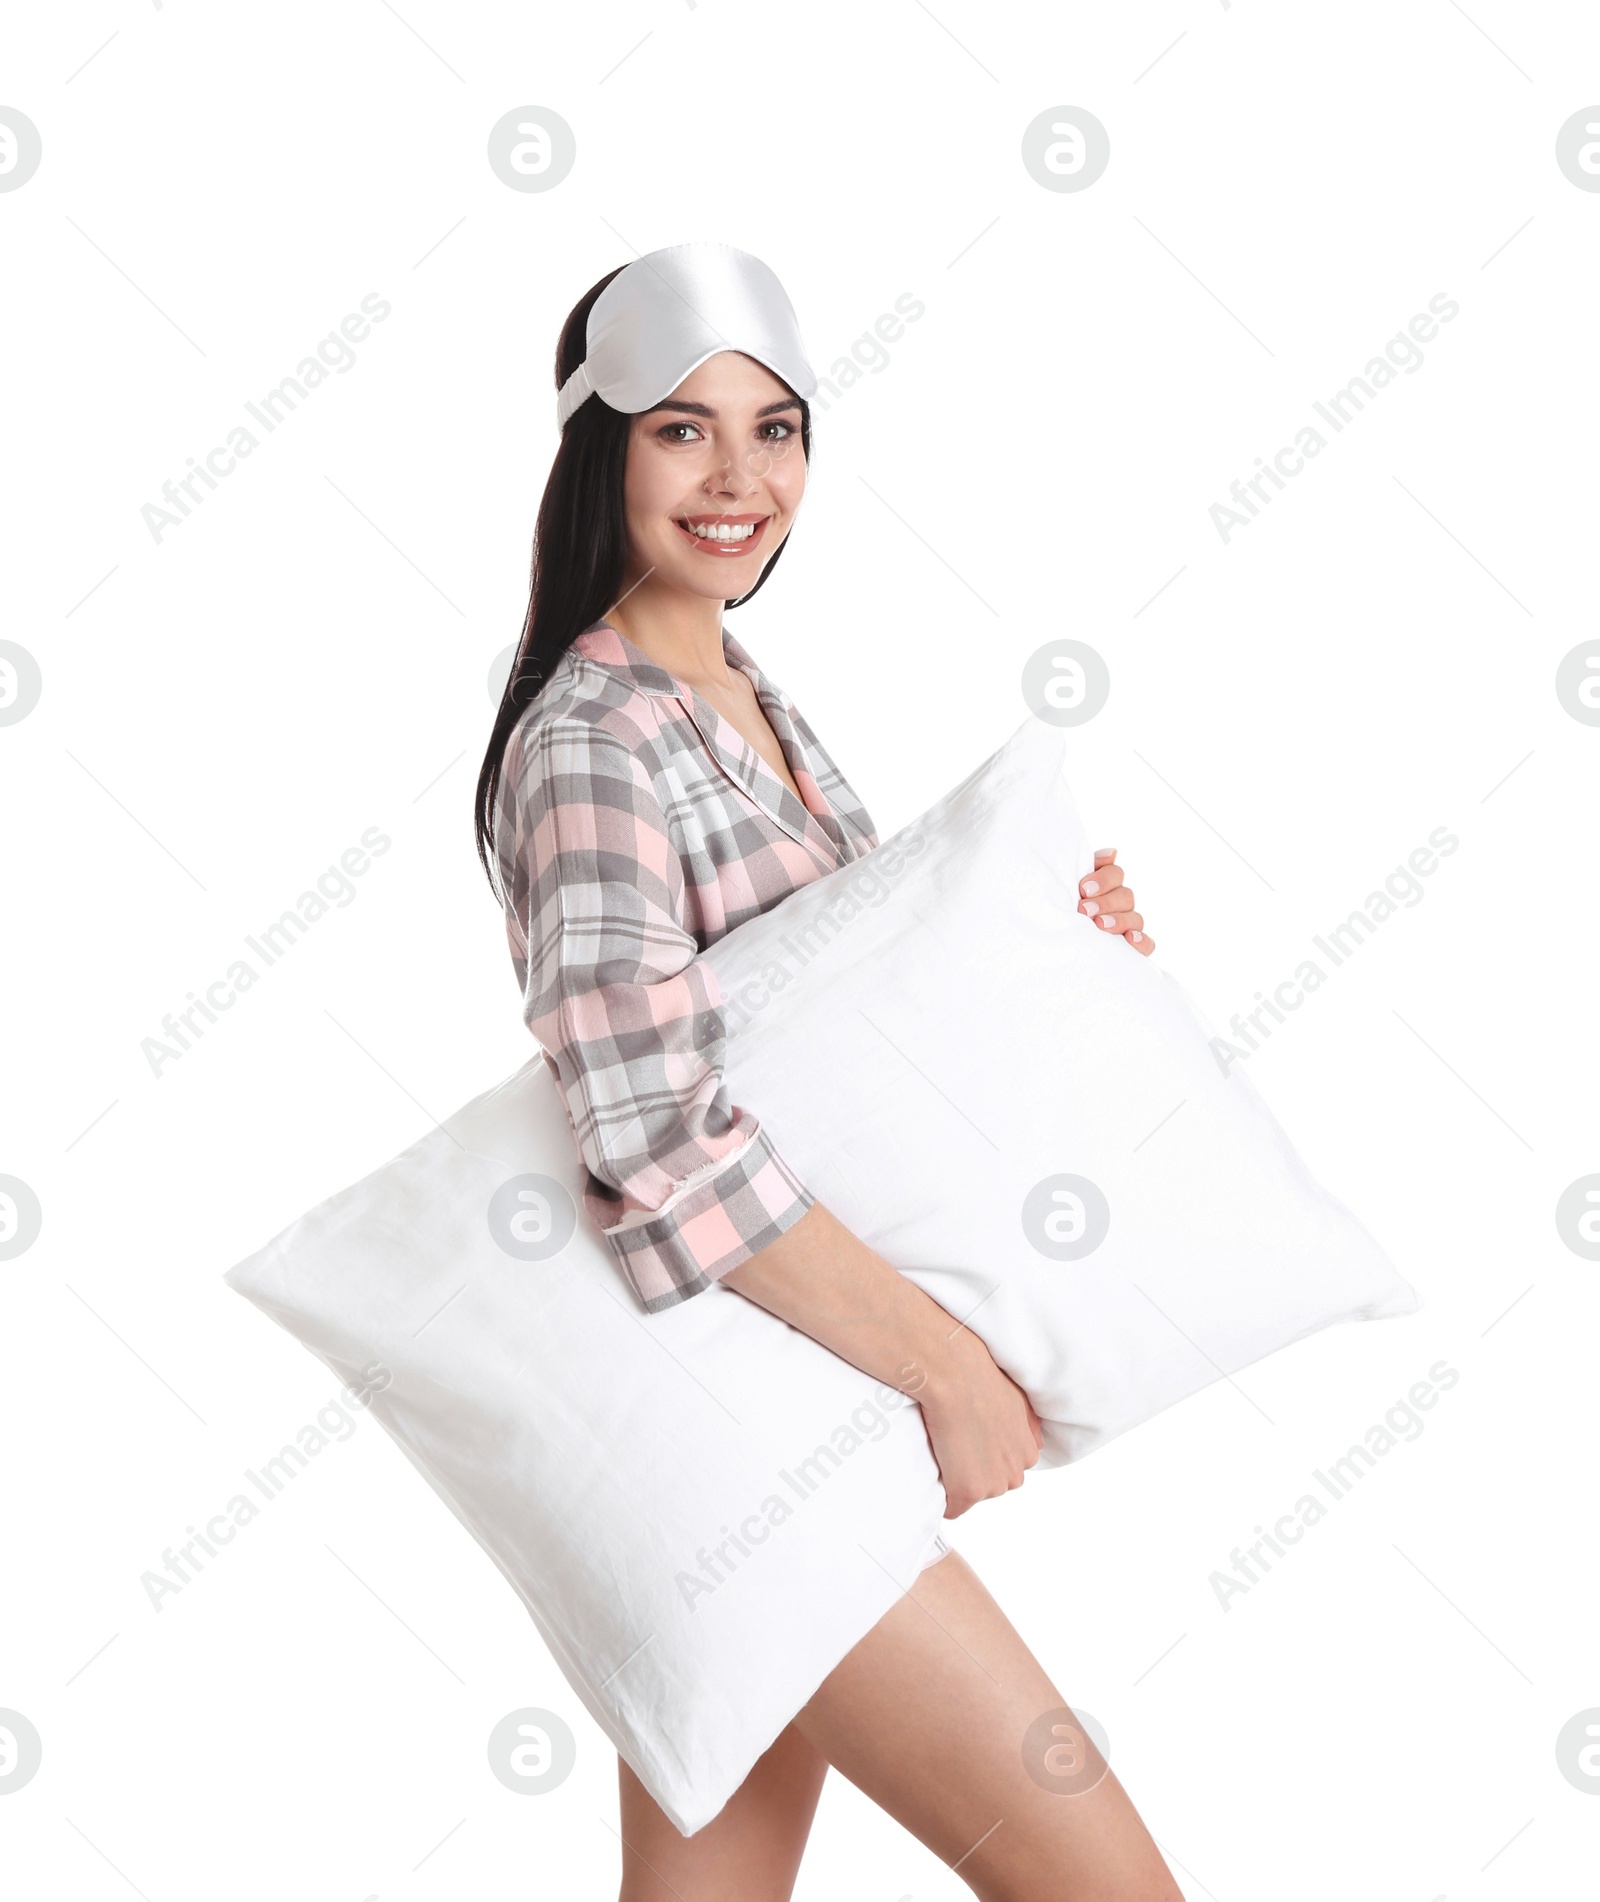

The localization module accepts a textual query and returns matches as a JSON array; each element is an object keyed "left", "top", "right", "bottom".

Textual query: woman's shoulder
[{"left": 502, "top": 624, "right": 671, "bottom": 787}]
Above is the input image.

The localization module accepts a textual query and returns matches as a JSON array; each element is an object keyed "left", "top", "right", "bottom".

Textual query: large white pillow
[
  {"left": 702, "top": 712, "right": 1422, "bottom": 1467},
  {"left": 224, "top": 711, "right": 1418, "bottom": 1835},
  {"left": 224, "top": 1060, "right": 949, "bottom": 1839}
]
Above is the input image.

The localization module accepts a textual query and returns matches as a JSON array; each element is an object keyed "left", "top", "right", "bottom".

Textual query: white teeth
[{"left": 683, "top": 519, "right": 757, "bottom": 541}]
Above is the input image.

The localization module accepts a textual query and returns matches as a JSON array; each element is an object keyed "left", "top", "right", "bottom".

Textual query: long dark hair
[{"left": 473, "top": 266, "right": 813, "bottom": 902}]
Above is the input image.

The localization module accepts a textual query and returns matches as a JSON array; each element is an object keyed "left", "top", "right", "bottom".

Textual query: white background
[{"left": 4, "top": 2, "right": 1598, "bottom": 1897}]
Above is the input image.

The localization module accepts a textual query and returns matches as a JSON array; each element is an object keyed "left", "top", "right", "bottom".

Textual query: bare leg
[
  {"left": 792, "top": 1550, "right": 1182, "bottom": 1902},
  {"left": 616, "top": 1720, "right": 829, "bottom": 1902}
]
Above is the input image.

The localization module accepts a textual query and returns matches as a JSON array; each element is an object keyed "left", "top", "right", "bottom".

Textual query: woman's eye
[
  {"left": 657, "top": 422, "right": 700, "bottom": 443},
  {"left": 760, "top": 419, "right": 796, "bottom": 441}
]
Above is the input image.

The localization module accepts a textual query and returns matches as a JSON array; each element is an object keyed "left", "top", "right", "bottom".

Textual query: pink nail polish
[
  {"left": 1081, "top": 899, "right": 1099, "bottom": 917},
  {"left": 1081, "top": 880, "right": 1099, "bottom": 896}
]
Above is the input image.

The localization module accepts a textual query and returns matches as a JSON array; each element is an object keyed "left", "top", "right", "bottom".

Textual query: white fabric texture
[
  {"left": 224, "top": 712, "right": 1419, "bottom": 1835},
  {"left": 226, "top": 1056, "right": 948, "bottom": 1836},
  {"left": 701, "top": 713, "right": 1422, "bottom": 1466}
]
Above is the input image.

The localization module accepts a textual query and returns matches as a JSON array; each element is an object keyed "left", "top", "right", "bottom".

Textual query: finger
[
  {"left": 1093, "top": 847, "right": 1117, "bottom": 869},
  {"left": 1128, "top": 930, "right": 1155, "bottom": 957},
  {"left": 1082, "top": 886, "right": 1136, "bottom": 918},
  {"left": 1079, "top": 862, "right": 1125, "bottom": 900},
  {"left": 1094, "top": 909, "right": 1144, "bottom": 937}
]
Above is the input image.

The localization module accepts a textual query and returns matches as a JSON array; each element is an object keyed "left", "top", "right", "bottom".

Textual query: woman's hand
[
  {"left": 916, "top": 1329, "right": 1045, "bottom": 1519},
  {"left": 724, "top": 1201, "right": 1045, "bottom": 1520},
  {"left": 1079, "top": 846, "right": 1154, "bottom": 957}
]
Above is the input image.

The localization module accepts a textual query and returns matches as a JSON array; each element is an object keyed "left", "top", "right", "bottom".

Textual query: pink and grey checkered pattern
[{"left": 493, "top": 619, "right": 879, "bottom": 1312}]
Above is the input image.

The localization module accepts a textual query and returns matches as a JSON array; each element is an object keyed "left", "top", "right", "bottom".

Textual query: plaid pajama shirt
[{"left": 493, "top": 619, "right": 879, "bottom": 1312}]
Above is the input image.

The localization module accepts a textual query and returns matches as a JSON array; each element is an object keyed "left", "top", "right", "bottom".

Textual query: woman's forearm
[
  {"left": 724, "top": 1200, "right": 1044, "bottom": 1516},
  {"left": 721, "top": 1199, "right": 966, "bottom": 1403}
]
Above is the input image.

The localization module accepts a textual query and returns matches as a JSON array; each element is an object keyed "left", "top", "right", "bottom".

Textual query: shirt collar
[
  {"left": 573, "top": 619, "right": 849, "bottom": 868},
  {"left": 572, "top": 620, "right": 682, "bottom": 696}
]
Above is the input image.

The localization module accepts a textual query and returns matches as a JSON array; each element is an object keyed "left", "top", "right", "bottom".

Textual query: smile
[{"left": 673, "top": 514, "right": 769, "bottom": 555}]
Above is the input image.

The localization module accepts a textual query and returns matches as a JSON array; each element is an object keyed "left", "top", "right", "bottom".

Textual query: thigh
[
  {"left": 791, "top": 1550, "right": 1182, "bottom": 1902},
  {"left": 616, "top": 1720, "right": 829, "bottom": 1902}
]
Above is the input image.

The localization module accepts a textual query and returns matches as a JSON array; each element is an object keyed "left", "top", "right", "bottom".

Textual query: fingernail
[
  {"left": 1099, "top": 914, "right": 1117, "bottom": 928},
  {"left": 1081, "top": 879, "right": 1099, "bottom": 896},
  {"left": 1131, "top": 930, "right": 1143, "bottom": 942},
  {"left": 1081, "top": 899, "right": 1099, "bottom": 917}
]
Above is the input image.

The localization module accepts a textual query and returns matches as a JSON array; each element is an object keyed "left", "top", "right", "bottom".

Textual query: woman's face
[{"left": 621, "top": 351, "right": 807, "bottom": 601}]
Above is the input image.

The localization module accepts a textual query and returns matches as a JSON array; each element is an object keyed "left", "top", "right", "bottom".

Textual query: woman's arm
[
  {"left": 723, "top": 1200, "right": 1043, "bottom": 1518},
  {"left": 503, "top": 716, "right": 823, "bottom": 1311}
]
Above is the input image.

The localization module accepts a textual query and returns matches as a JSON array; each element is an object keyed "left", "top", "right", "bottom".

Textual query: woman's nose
[{"left": 704, "top": 453, "right": 756, "bottom": 498}]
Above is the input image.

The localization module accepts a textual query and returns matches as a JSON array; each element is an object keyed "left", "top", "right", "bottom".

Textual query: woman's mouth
[{"left": 672, "top": 513, "right": 770, "bottom": 556}]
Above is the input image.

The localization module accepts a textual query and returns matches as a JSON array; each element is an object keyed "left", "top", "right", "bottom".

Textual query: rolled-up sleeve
[{"left": 510, "top": 717, "right": 816, "bottom": 1311}]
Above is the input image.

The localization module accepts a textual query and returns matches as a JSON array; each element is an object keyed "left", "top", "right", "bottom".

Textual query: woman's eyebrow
[{"left": 642, "top": 397, "right": 802, "bottom": 420}]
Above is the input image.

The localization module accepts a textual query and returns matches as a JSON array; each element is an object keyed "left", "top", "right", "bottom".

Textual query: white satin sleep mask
[{"left": 555, "top": 242, "right": 818, "bottom": 429}]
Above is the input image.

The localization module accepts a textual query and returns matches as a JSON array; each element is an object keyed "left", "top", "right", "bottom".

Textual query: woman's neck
[{"left": 607, "top": 584, "right": 732, "bottom": 693}]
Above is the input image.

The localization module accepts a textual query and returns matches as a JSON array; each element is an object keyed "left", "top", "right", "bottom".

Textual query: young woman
[{"left": 474, "top": 247, "right": 1178, "bottom": 1902}]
